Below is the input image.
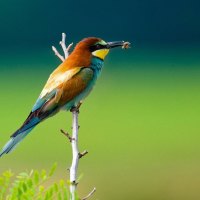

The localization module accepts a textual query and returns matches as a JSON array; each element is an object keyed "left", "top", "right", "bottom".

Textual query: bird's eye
[
  {"left": 96, "top": 44, "right": 101, "bottom": 49},
  {"left": 89, "top": 44, "right": 104, "bottom": 52}
]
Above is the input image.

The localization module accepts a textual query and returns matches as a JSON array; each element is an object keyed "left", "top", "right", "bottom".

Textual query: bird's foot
[
  {"left": 70, "top": 106, "right": 79, "bottom": 113},
  {"left": 70, "top": 102, "right": 82, "bottom": 113}
]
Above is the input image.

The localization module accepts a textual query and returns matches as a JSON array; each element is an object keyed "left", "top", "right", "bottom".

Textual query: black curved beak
[{"left": 106, "top": 41, "right": 125, "bottom": 49}]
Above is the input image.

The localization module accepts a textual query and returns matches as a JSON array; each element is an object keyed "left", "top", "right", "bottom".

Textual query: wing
[
  {"left": 58, "top": 67, "right": 94, "bottom": 107},
  {"left": 32, "top": 67, "right": 82, "bottom": 112},
  {"left": 11, "top": 67, "right": 94, "bottom": 138}
]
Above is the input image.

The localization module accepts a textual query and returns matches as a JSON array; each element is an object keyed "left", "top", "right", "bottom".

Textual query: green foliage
[{"left": 0, "top": 163, "right": 77, "bottom": 200}]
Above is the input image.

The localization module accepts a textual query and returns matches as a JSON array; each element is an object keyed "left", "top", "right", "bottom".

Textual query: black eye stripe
[{"left": 90, "top": 44, "right": 107, "bottom": 52}]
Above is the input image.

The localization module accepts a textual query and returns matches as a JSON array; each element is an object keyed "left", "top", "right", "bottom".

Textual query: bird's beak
[{"left": 106, "top": 41, "right": 126, "bottom": 49}]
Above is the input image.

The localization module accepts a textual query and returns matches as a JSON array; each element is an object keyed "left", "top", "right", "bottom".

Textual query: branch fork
[
  {"left": 52, "top": 33, "right": 73, "bottom": 62},
  {"left": 53, "top": 33, "right": 95, "bottom": 200}
]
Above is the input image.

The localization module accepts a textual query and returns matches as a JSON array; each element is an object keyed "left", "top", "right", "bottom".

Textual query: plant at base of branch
[{"left": 0, "top": 163, "right": 79, "bottom": 200}]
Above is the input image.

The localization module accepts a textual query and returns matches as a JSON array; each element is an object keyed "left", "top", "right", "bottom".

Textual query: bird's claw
[{"left": 70, "top": 107, "right": 79, "bottom": 113}]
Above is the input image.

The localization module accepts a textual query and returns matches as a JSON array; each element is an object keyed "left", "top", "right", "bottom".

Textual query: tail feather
[
  {"left": 0, "top": 111, "right": 41, "bottom": 157},
  {"left": 11, "top": 112, "right": 40, "bottom": 137},
  {"left": 0, "top": 106, "right": 57, "bottom": 157},
  {"left": 0, "top": 127, "right": 34, "bottom": 157}
]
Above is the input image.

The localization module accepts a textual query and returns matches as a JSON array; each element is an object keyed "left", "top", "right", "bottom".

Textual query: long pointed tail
[
  {"left": 0, "top": 111, "right": 41, "bottom": 157},
  {"left": 0, "top": 127, "right": 34, "bottom": 157},
  {"left": 0, "top": 104, "right": 57, "bottom": 157}
]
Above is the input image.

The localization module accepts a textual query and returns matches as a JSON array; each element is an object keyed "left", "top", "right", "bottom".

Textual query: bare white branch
[
  {"left": 60, "top": 33, "right": 73, "bottom": 59},
  {"left": 52, "top": 32, "right": 73, "bottom": 62},
  {"left": 82, "top": 188, "right": 96, "bottom": 200},
  {"left": 52, "top": 46, "right": 65, "bottom": 62},
  {"left": 69, "top": 109, "right": 80, "bottom": 200},
  {"left": 54, "top": 34, "right": 93, "bottom": 200},
  {"left": 66, "top": 42, "right": 74, "bottom": 53}
]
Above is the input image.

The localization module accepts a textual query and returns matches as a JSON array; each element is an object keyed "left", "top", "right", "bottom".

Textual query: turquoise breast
[{"left": 64, "top": 57, "right": 104, "bottom": 110}]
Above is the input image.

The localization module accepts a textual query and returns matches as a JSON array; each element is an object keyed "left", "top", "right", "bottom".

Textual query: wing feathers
[
  {"left": 40, "top": 67, "right": 82, "bottom": 98},
  {"left": 59, "top": 68, "right": 94, "bottom": 106}
]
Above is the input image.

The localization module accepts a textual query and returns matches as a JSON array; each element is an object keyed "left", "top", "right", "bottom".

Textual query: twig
[
  {"left": 52, "top": 46, "right": 65, "bottom": 62},
  {"left": 60, "top": 33, "right": 73, "bottom": 59},
  {"left": 52, "top": 32, "right": 73, "bottom": 61},
  {"left": 82, "top": 188, "right": 96, "bottom": 200},
  {"left": 60, "top": 129, "right": 74, "bottom": 142},
  {"left": 79, "top": 150, "right": 88, "bottom": 158}
]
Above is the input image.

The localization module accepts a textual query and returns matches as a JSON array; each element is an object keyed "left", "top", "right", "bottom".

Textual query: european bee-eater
[{"left": 0, "top": 37, "right": 128, "bottom": 157}]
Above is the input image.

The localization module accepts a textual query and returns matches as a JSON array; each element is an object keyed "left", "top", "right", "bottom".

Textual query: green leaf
[
  {"left": 0, "top": 177, "right": 4, "bottom": 186},
  {"left": 60, "top": 180, "right": 65, "bottom": 188},
  {"left": 0, "top": 164, "right": 78, "bottom": 200},
  {"left": 17, "top": 188, "right": 23, "bottom": 196},
  {"left": 22, "top": 182, "right": 27, "bottom": 192},
  {"left": 57, "top": 192, "right": 62, "bottom": 200},
  {"left": 27, "top": 179, "right": 33, "bottom": 188},
  {"left": 54, "top": 183, "right": 58, "bottom": 192},
  {"left": 63, "top": 189, "right": 68, "bottom": 200},
  {"left": 39, "top": 185, "right": 45, "bottom": 193},
  {"left": 49, "top": 187, "right": 54, "bottom": 197},
  {"left": 3, "top": 170, "right": 13, "bottom": 179},
  {"left": 17, "top": 172, "right": 29, "bottom": 179},
  {"left": 48, "top": 163, "right": 57, "bottom": 177},
  {"left": 44, "top": 191, "right": 49, "bottom": 200},
  {"left": 41, "top": 170, "right": 47, "bottom": 180},
  {"left": 77, "top": 173, "right": 84, "bottom": 182},
  {"left": 33, "top": 171, "right": 39, "bottom": 184}
]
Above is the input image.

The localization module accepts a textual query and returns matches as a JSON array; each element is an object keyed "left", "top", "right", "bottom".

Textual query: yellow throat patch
[{"left": 92, "top": 49, "right": 109, "bottom": 60}]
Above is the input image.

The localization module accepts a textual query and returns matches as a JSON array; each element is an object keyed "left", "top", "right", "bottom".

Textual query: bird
[{"left": 0, "top": 37, "right": 129, "bottom": 157}]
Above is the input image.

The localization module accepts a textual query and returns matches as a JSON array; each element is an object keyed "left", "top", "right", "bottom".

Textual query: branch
[
  {"left": 79, "top": 150, "right": 88, "bottom": 159},
  {"left": 52, "top": 32, "right": 73, "bottom": 61},
  {"left": 82, "top": 188, "right": 96, "bottom": 200},
  {"left": 60, "top": 129, "right": 74, "bottom": 142},
  {"left": 53, "top": 33, "right": 94, "bottom": 200},
  {"left": 69, "top": 109, "right": 80, "bottom": 200},
  {"left": 60, "top": 33, "right": 73, "bottom": 59},
  {"left": 52, "top": 46, "right": 65, "bottom": 62}
]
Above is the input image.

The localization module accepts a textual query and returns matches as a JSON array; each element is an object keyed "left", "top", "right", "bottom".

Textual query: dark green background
[
  {"left": 0, "top": 0, "right": 200, "bottom": 200},
  {"left": 0, "top": 0, "right": 200, "bottom": 47}
]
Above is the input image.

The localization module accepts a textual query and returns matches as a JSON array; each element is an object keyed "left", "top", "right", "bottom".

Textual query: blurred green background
[{"left": 0, "top": 0, "right": 200, "bottom": 199}]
